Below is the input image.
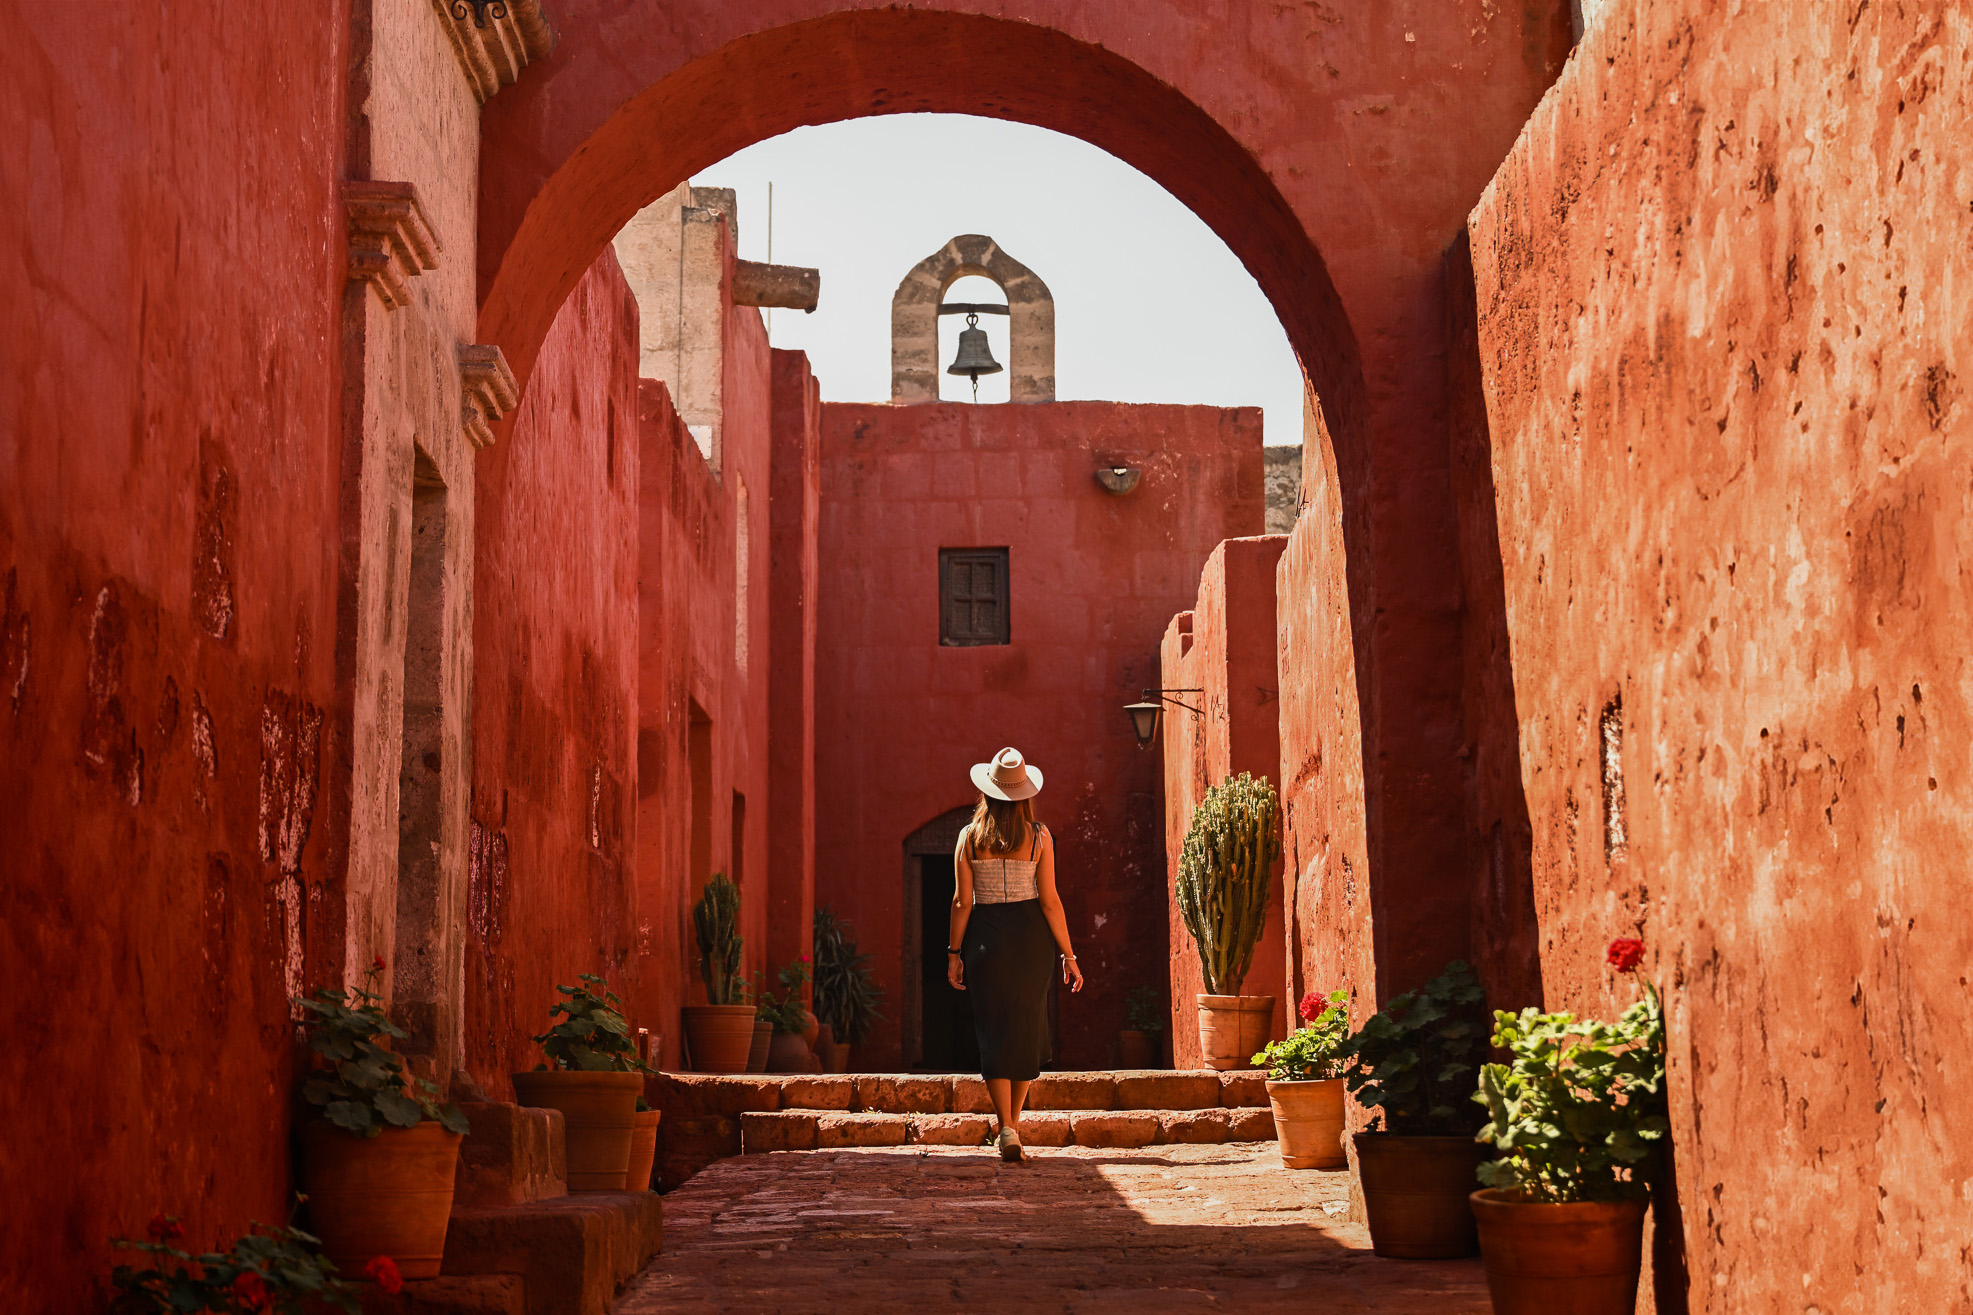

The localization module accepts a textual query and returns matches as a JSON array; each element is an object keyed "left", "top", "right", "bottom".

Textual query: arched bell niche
[{"left": 890, "top": 234, "right": 1055, "bottom": 403}]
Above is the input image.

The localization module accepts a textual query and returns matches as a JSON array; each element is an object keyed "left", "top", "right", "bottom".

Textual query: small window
[{"left": 939, "top": 548, "right": 1010, "bottom": 647}]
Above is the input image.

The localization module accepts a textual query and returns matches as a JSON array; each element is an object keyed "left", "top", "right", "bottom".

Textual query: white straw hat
[{"left": 970, "top": 747, "right": 1043, "bottom": 801}]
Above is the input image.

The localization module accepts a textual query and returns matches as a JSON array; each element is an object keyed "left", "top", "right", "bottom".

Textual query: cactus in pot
[
  {"left": 1175, "top": 772, "right": 1281, "bottom": 1069},
  {"left": 683, "top": 872, "right": 753, "bottom": 1072}
]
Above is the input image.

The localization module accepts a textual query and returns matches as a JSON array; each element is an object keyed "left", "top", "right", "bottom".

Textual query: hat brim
[{"left": 971, "top": 761, "right": 1042, "bottom": 801}]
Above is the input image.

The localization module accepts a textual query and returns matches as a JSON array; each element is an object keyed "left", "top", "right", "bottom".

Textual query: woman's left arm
[{"left": 1035, "top": 829, "right": 1084, "bottom": 993}]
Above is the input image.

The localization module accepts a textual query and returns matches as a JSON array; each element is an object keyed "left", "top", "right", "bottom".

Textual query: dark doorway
[{"left": 916, "top": 853, "right": 979, "bottom": 1071}]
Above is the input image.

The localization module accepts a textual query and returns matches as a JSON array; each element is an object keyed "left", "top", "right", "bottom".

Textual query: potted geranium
[
  {"left": 111, "top": 1212, "right": 374, "bottom": 1312},
  {"left": 1175, "top": 773, "right": 1280, "bottom": 1069},
  {"left": 1120, "top": 986, "right": 1165, "bottom": 1068},
  {"left": 1333, "top": 959, "right": 1490, "bottom": 1257},
  {"left": 1253, "top": 989, "right": 1350, "bottom": 1168},
  {"left": 1469, "top": 938, "right": 1669, "bottom": 1314},
  {"left": 511, "top": 973, "right": 652, "bottom": 1191},
  {"left": 295, "top": 959, "right": 469, "bottom": 1278},
  {"left": 683, "top": 872, "right": 755, "bottom": 1072},
  {"left": 813, "top": 905, "right": 884, "bottom": 1073}
]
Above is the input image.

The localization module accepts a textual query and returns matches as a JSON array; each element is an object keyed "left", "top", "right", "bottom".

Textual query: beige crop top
[{"left": 962, "top": 824, "right": 1046, "bottom": 904}]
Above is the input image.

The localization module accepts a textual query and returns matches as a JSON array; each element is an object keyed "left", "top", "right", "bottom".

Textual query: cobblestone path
[{"left": 616, "top": 1143, "right": 1489, "bottom": 1313}]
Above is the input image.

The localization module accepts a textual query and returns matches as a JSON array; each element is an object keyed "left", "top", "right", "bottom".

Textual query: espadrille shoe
[{"left": 997, "top": 1126, "right": 1024, "bottom": 1162}]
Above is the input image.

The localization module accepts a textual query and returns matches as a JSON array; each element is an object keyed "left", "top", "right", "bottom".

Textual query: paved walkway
[{"left": 616, "top": 1143, "right": 1489, "bottom": 1313}]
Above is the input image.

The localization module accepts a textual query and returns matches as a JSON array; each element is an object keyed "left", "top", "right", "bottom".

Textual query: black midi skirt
[{"left": 962, "top": 899, "right": 1055, "bottom": 1081}]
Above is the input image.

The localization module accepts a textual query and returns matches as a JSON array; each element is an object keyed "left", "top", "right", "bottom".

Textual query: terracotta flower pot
[
  {"left": 1195, "top": 994, "right": 1275, "bottom": 1071},
  {"left": 746, "top": 1018, "right": 772, "bottom": 1073},
  {"left": 813, "top": 1022, "right": 835, "bottom": 1061},
  {"left": 797, "top": 1006, "right": 819, "bottom": 1048},
  {"left": 625, "top": 1108, "right": 661, "bottom": 1193},
  {"left": 829, "top": 1040, "right": 851, "bottom": 1073},
  {"left": 300, "top": 1120, "right": 461, "bottom": 1279},
  {"left": 1265, "top": 1078, "right": 1346, "bottom": 1169},
  {"left": 1353, "top": 1133, "right": 1486, "bottom": 1257},
  {"left": 682, "top": 1004, "right": 758, "bottom": 1074},
  {"left": 1118, "top": 1029, "right": 1158, "bottom": 1068},
  {"left": 767, "top": 1030, "right": 813, "bottom": 1072},
  {"left": 1470, "top": 1189, "right": 1647, "bottom": 1314},
  {"left": 510, "top": 1070, "right": 643, "bottom": 1191}
]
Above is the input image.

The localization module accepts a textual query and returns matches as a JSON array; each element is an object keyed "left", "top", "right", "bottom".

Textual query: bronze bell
[{"left": 946, "top": 312, "right": 1002, "bottom": 399}]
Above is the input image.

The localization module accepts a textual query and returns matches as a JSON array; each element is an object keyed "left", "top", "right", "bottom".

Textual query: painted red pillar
[{"left": 766, "top": 349, "right": 820, "bottom": 984}]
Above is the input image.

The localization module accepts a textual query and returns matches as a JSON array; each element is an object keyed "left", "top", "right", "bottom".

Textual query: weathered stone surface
[
  {"left": 1025, "top": 1072, "right": 1116, "bottom": 1111},
  {"left": 1225, "top": 1108, "right": 1277, "bottom": 1142},
  {"left": 653, "top": 1073, "right": 787, "bottom": 1187},
  {"left": 1016, "top": 1112, "right": 1075, "bottom": 1147},
  {"left": 453, "top": 1102, "right": 568, "bottom": 1208},
  {"left": 775, "top": 1075, "right": 855, "bottom": 1110},
  {"left": 1067, "top": 1112, "right": 1160, "bottom": 1149},
  {"left": 909, "top": 1113, "right": 996, "bottom": 1146},
  {"left": 1218, "top": 1071, "right": 1270, "bottom": 1109},
  {"left": 1112, "top": 1072, "right": 1220, "bottom": 1111},
  {"left": 852, "top": 1075, "right": 949, "bottom": 1114},
  {"left": 739, "top": 1111, "right": 817, "bottom": 1153},
  {"left": 361, "top": 1275, "right": 525, "bottom": 1315},
  {"left": 1158, "top": 1109, "right": 1232, "bottom": 1144},
  {"left": 616, "top": 1145, "right": 1485, "bottom": 1312},
  {"left": 949, "top": 1076, "right": 994, "bottom": 1114},
  {"left": 815, "top": 1112, "right": 911, "bottom": 1149},
  {"left": 731, "top": 260, "right": 820, "bottom": 312},
  {"left": 443, "top": 1193, "right": 662, "bottom": 1315}
]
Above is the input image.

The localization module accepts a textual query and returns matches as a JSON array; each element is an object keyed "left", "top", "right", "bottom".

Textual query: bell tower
[{"left": 889, "top": 234, "right": 1055, "bottom": 403}]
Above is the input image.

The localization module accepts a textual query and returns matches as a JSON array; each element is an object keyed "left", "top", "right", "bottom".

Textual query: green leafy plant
[
  {"left": 111, "top": 1212, "right": 366, "bottom": 1313},
  {"left": 534, "top": 974, "right": 652, "bottom": 1073},
  {"left": 1253, "top": 989, "right": 1350, "bottom": 1080},
  {"left": 1175, "top": 772, "right": 1280, "bottom": 995},
  {"left": 1474, "top": 941, "right": 1669, "bottom": 1202},
  {"left": 1334, "top": 959, "right": 1488, "bottom": 1135},
  {"left": 753, "top": 959, "right": 816, "bottom": 1036},
  {"left": 295, "top": 959, "right": 468, "bottom": 1138},
  {"left": 693, "top": 872, "right": 743, "bottom": 1005},
  {"left": 1124, "top": 986, "right": 1166, "bottom": 1035},
  {"left": 813, "top": 905, "right": 885, "bottom": 1046}
]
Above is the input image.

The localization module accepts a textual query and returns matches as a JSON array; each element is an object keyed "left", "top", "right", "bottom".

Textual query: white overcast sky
[{"left": 692, "top": 114, "right": 1304, "bottom": 446}]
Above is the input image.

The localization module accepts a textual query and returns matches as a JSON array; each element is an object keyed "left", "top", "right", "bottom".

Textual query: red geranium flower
[
  {"left": 372, "top": 955, "right": 388, "bottom": 973},
  {"left": 1606, "top": 938, "right": 1646, "bottom": 973},
  {"left": 1297, "top": 991, "right": 1321, "bottom": 1022},
  {"left": 145, "top": 1213, "right": 183, "bottom": 1244},
  {"left": 230, "top": 1272, "right": 273, "bottom": 1313},
  {"left": 362, "top": 1255, "right": 404, "bottom": 1295}
]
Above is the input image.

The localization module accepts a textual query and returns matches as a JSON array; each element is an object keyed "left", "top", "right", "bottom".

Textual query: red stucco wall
[
  {"left": 767, "top": 350, "right": 821, "bottom": 978},
  {"left": 0, "top": 6, "right": 350, "bottom": 1309},
  {"left": 814, "top": 401, "right": 1264, "bottom": 1070},
  {"left": 1161, "top": 537, "right": 1292, "bottom": 1068},
  {"left": 467, "top": 250, "right": 643, "bottom": 1092},
  {"left": 1462, "top": 5, "right": 1973, "bottom": 1308}
]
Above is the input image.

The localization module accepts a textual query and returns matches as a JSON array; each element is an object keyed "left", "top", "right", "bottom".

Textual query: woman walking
[{"left": 947, "top": 747, "right": 1085, "bottom": 1161}]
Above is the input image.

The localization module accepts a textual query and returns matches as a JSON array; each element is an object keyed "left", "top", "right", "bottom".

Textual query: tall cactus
[
  {"left": 692, "top": 871, "right": 743, "bottom": 1005},
  {"left": 1176, "top": 773, "right": 1281, "bottom": 995}
]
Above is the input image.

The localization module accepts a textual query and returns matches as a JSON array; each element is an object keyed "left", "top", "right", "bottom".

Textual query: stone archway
[{"left": 891, "top": 234, "right": 1053, "bottom": 403}]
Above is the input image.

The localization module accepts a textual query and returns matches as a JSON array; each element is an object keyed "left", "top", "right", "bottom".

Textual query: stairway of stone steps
[{"left": 651, "top": 1069, "right": 1276, "bottom": 1185}]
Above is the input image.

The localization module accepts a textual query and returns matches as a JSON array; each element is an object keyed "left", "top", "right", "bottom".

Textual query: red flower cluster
[
  {"left": 371, "top": 955, "right": 388, "bottom": 973},
  {"left": 145, "top": 1213, "right": 183, "bottom": 1244},
  {"left": 363, "top": 1255, "right": 405, "bottom": 1295},
  {"left": 1606, "top": 938, "right": 1646, "bottom": 973},
  {"left": 230, "top": 1272, "right": 273, "bottom": 1313},
  {"left": 1297, "top": 991, "right": 1321, "bottom": 1022}
]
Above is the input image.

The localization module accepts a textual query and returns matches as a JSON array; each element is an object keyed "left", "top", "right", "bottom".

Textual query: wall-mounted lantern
[
  {"left": 1095, "top": 466, "right": 1142, "bottom": 496},
  {"left": 1124, "top": 687, "right": 1203, "bottom": 747}
]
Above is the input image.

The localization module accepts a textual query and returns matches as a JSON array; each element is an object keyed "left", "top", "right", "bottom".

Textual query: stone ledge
[
  {"left": 736, "top": 1106, "right": 1277, "bottom": 1152},
  {"left": 457, "top": 344, "right": 517, "bottom": 450},
  {"left": 443, "top": 1192, "right": 661, "bottom": 1315},
  {"left": 1113, "top": 1073, "right": 1220, "bottom": 1111},
  {"left": 345, "top": 182, "right": 438, "bottom": 310},
  {"left": 361, "top": 1275, "right": 524, "bottom": 1315},
  {"left": 428, "top": 0, "right": 553, "bottom": 103}
]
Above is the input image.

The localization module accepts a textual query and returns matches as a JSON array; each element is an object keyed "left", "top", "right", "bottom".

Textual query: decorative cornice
[
  {"left": 457, "top": 344, "right": 518, "bottom": 449},
  {"left": 430, "top": 0, "right": 555, "bottom": 104},
  {"left": 345, "top": 182, "right": 439, "bottom": 310}
]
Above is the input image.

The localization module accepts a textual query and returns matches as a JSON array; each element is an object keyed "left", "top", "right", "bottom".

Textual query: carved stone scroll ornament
[
  {"left": 345, "top": 182, "right": 440, "bottom": 311},
  {"left": 457, "top": 344, "right": 518, "bottom": 450},
  {"left": 430, "top": 0, "right": 555, "bottom": 104}
]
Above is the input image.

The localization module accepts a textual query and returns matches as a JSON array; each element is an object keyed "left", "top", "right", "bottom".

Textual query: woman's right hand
[{"left": 947, "top": 952, "right": 965, "bottom": 991}]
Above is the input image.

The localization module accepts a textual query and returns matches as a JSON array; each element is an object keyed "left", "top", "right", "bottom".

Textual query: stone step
[
  {"left": 740, "top": 1106, "right": 1278, "bottom": 1153},
  {"left": 441, "top": 1192, "right": 662, "bottom": 1315},
  {"left": 361, "top": 1276, "right": 525, "bottom": 1315}
]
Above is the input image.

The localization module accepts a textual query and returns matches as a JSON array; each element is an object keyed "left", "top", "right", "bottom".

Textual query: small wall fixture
[
  {"left": 1124, "top": 688, "right": 1203, "bottom": 747},
  {"left": 450, "top": 0, "right": 510, "bottom": 27},
  {"left": 1095, "top": 466, "right": 1142, "bottom": 496}
]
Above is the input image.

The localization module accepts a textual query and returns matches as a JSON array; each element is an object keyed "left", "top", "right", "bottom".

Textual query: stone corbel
[
  {"left": 458, "top": 344, "right": 518, "bottom": 450},
  {"left": 346, "top": 182, "right": 440, "bottom": 311},
  {"left": 430, "top": 0, "right": 555, "bottom": 104}
]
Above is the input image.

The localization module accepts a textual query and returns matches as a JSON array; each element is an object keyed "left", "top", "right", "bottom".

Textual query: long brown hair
[{"left": 969, "top": 795, "right": 1035, "bottom": 856}]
